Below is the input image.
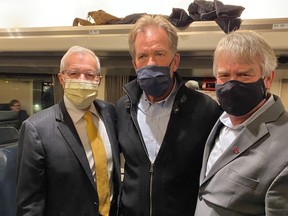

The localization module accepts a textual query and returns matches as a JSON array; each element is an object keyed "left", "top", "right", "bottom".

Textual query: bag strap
[{"left": 73, "top": 18, "right": 94, "bottom": 26}]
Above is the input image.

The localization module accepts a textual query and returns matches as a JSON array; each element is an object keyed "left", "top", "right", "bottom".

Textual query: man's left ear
[
  {"left": 172, "top": 53, "right": 180, "bottom": 72},
  {"left": 264, "top": 71, "right": 275, "bottom": 90},
  {"left": 132, "top": 59, "right": 137, "bottom": 70},
  {"left": 58, "top": 72, "right": 65, "bottom": 87},
  {"left": 98, "top": 76, "right": 102, "bottom": 85}
]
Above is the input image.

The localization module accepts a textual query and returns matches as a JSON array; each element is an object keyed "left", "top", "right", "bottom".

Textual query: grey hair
[
  {"left": 213, "top": 30, "right": 278, "bottom": 77},
  {"left": 128, "top": 14, "right": 178, "bottom": 59},
  {"left": 60, "top": 46, "right": 101, "bottom": 74}
]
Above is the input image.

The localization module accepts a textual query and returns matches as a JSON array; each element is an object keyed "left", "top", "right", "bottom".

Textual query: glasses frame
[{"left": 61, "top": 69, "right": 101, "bottom": 81}]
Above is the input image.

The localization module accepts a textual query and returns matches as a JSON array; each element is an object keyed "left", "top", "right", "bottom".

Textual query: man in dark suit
[{"left": 16, "top": 46, "right": 121, "bottom": 216}]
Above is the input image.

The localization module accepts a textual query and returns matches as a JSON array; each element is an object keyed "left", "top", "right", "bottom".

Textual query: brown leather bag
[
  {"left": 73, "top": 18, "right": 94, "bottom": 26},
  {"left": 73, "top": 10, "right": 121, "bottom": 26},
  {"left": 88, "top": 10, "right": 121, "bottom": 25}
]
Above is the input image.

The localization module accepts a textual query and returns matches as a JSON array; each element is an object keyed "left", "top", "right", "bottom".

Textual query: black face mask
[
  {"left": 136, "top": 65, "right": 172, "bottom": 98},
  {"left": 136, "top": 59, "right": 174, "bottom": 98},
  {"left": 216, "top": 78, "right": 266, "bottom": 116}
]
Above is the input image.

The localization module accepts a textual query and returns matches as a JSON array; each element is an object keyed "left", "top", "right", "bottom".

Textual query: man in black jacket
[{"left": 116, "top": 15, "right": 222, "bottom": 216}]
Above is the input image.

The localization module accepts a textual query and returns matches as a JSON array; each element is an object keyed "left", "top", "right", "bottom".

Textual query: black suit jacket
[{"left": 16, "top": 100, "right": 121, "bottom": 216}]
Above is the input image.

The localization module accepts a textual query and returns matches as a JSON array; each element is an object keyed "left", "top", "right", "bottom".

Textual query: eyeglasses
[{"left": 62, "top": 69, "right": 101, "bottom": 81}]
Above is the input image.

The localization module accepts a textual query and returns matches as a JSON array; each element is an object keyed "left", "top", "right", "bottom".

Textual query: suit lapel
[
  {"left": 204, "top": 123, "right": 268, "bottom": 182},
  {"left": 202, "top": 95, "right": 285, "bottom": 185},
  {"left": 202, "top": 111, "right": 274, "bottom": 184},
  {"left": 200, "top": 120, "right": 223, "bottom": 184},
  {"left": 94, "top": 100, "right": 121, "bottom": 182},
  {"left": 94, "top": 101, "right": 115, "bottom": 147},
  {"left": 57, "top": 101, "right": 96, "bottom": 189}
]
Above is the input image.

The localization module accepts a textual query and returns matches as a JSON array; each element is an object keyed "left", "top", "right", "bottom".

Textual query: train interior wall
[{"left": 0, "top": 62, "right": 288, "bottom": 114}]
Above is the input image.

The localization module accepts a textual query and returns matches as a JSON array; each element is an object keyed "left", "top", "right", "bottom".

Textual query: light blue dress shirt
[{"left": 137, "top": 82, "right": 178, "bottom": 163}]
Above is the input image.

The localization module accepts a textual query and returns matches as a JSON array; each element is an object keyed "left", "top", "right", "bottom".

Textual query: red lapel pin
[{"left": 233, "top": 146, "right": 239, "bottom": 154}]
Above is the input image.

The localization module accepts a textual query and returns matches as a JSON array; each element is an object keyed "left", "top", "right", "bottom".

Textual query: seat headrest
[{"left": 0, "top": 127, "right": 19, "bottom": 146}]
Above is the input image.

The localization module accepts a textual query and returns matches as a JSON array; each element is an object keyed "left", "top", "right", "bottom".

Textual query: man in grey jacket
[{"left": 195, "top": 30, "right": 288, "bottom": 215}]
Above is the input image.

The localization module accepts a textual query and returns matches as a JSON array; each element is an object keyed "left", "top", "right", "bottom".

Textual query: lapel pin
[{"left": 233, "top": 146, "right": 239, "bottom": 154}]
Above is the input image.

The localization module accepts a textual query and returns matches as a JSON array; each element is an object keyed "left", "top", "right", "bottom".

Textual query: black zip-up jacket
[{"left": 116, "top": 73, "right": 222, "bottom": 216}]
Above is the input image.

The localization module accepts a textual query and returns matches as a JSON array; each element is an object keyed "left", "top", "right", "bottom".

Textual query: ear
[
  {"left": 98, "top": 76, "right": 103, "bottom": 86},
  {"left": 171, "top": 53, "right": 180, "bottom": 72},
  {"left": 132, "top": 59, "right": 137, "bottom": 70},
  {"left": 264, "top": 71, "right": 275, "bottom": 90},
  {"left": 58, "top": 72, "right": 65, "bottom": 87}
]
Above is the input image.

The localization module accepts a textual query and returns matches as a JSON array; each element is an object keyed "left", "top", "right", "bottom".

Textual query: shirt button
[{"left": 199, "top": 195, "right": 202, "bottom": 201}]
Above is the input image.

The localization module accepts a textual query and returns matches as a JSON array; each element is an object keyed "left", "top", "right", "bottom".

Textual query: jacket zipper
[
  {"left": 127, "top": 96, "right": 154, "bottom": 216},
  {"left": 124, "top": 85, "right": 185, "bottom": 216},
  {"left": 125, "top": 92, "right": 150, "bottom": 157},
  {"left": 130, "top": 104, "right": 154, "bottom": 215},
  {"left": 149, "top": 163, "right": 154, "bottom": 216},
  {"left": 145, "top": 92, "right": 183, "bottom": 216}
]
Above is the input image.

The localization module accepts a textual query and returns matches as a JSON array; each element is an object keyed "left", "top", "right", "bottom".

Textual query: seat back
[
  {"left": 0, "top": 144, "right": 17, "bottom": 216},
  {"left": 0, "top": 111, "right": 21, "bottom": 130},
  {"left": 0, "top": 103, "right": 10, "bottom": 111},
  {"left": 0, "top": 127, "right": 19, "bottom": 147}
]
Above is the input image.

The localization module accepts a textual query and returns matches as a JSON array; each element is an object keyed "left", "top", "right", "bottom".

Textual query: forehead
[
  {"left": 217, "top": 61, "right": 258, "bottom": 71},
  {"left": 66, "top": 53, "right": 96, "bottom": 68},
  {"left": 134, "top": 27, "right": 170, "bottom": 51},
  {"left": 215, "top": 47, "right": 262, "bottom": 65},
  {"left": 216, "top": 59, "right": 263, "bottom": 78}
]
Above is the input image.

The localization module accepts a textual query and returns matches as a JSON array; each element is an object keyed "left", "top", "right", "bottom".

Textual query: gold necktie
[{"left": 83, "top": 111, "right": 110, "bottom": 216}]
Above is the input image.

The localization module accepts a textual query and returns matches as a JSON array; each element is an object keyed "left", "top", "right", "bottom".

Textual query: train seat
[
  {"left": 0, "top": 143, "right": 17, "bottom": 216},
  {"left": 0, "top": 127, "right": 19, "bottom": 147}
]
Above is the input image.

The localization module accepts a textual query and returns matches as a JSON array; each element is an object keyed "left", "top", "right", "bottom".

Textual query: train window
[{"left": 0, "top": 73, "right": 57, "bottom": 116}]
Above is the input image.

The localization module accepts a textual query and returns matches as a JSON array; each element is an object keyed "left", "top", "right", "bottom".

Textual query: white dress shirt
[{"left": 206, "top": 95, "right": 275, "bottom": 176}]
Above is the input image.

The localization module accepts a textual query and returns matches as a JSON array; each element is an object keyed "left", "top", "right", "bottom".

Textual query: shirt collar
[
  {"left": 138, "top": 80, "right": 178, "bottom": 112},
  {"left": 64, "top": 95, "right": 99, "bottom": 123},
  {"left": 220, "top": 95, "right": 275, "bottom": 130}
]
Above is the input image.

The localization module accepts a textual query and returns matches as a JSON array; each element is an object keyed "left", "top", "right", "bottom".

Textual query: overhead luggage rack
[{"left": 0, "top": 18, "right": 287, "bottom": 73}]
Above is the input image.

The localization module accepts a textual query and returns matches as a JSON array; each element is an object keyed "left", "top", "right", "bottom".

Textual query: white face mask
[{"left": 64, "top": 79, "right": 99, "bottom": 109}]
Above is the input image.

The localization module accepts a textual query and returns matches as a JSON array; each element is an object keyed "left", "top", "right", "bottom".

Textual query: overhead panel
[{"left": 0, "top": 18, "right": 287, "bottom": 73}]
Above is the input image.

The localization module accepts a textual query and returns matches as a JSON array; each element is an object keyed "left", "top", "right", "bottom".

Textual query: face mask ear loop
[
  {"left": 168, "top": 55, "right": 176, "bottom": 69},
  {"left": 169, "top": 53, "right": 179, "bottom": 74},
  {"left": 132, "top": 59, "right": 137, "bottom": 70},
  {"left": 168, "top": 55, "right": 177, "bottom": 81},
  {"left": 262, "top": 76, "right": 268, "bottom": 98}
]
